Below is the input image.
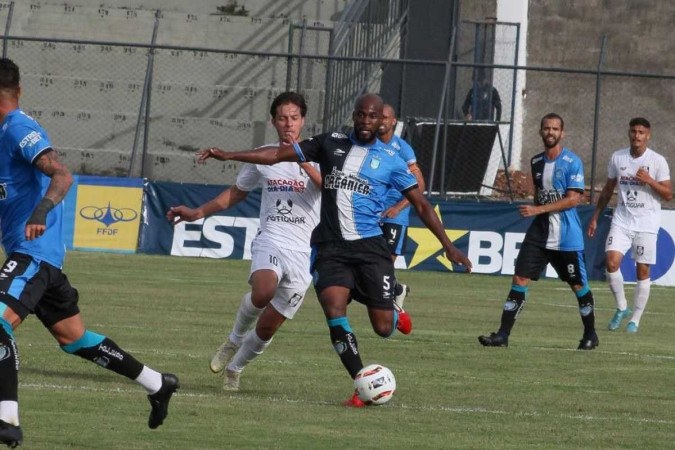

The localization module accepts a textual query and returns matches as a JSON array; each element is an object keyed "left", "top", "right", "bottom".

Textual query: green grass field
[{"left": 12, "top": 251, "right": 675, "bottom": 449}]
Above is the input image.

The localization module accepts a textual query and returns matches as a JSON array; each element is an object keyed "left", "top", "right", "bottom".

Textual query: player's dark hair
[
  {"left": 0, "top": 58, "right": 20, "bottom": 91},
  {"left": 270, "top": 92, "right": 307, "bottom": 118},
  {"left": 629, "top": 117, "right": 650, "bottom": 129},
  {"left": 540, "top": 112, "right": 564, "bottom": 130}
]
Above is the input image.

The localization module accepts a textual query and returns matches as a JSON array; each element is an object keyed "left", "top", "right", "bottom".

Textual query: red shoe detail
[
  {"left": 396, "top": 309, "right": 413, "bottom": 335},
  {"left": 343, "top": 391, "right": 367, "bottom": 408}
]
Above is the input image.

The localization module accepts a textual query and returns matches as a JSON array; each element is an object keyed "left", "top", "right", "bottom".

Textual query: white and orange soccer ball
[{"left": 354, "top": 364, "right": 396, "bottom": 405}]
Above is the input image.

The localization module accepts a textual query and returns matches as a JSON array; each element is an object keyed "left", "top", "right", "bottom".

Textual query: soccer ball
[{"left": 354, "top": 364, "right": 396, "bottom": 405}]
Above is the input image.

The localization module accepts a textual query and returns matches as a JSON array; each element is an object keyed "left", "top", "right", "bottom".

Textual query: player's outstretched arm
[
  {"left": 404, "top": 188, "right": 473, "bottom": 272},
  {"left": 26, "top": 149, "right": 74, "bottom": 240},
  {"left": 196, "top": 144, "right": 300, "bottom": 166},
  {"left": 167, "top": 186, "right": 249, "bottom": 225}
]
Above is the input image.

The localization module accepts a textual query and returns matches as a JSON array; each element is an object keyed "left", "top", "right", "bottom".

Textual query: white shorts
[
  {"left": 249, "top": 236, "right": 312, "bottom": 320},
  {"left": 605, "top": 224, "right": 657, "bottom": 265}
]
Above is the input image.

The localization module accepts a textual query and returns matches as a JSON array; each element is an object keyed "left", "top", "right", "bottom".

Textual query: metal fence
[{"left": 2, "top": 33, "right": 673, "bottom": 208}]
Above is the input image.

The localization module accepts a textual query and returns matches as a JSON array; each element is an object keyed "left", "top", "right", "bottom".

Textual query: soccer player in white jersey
[
  {"left": 167, "top": 92, "right": 321, "bottom": 390},
  {"left": 587, "top": 118, "right": 672, "bottom": 333},
  {"left": 479, "top": 113, "right": 599, "bottom": 350}
]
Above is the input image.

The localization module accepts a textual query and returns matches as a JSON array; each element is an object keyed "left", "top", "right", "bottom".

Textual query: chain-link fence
[{"left": 2, "top": 25, "right": 673, "bottom": 208}]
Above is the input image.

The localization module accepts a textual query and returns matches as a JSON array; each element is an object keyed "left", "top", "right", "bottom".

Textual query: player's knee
[{"left": 372, "top": 321, "right": 392, "bottom": 338}]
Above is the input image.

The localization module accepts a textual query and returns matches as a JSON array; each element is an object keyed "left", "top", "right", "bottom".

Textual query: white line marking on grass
[
  {"left": 531, "top": 346, "right": 675, "bottom": 360},
  {"left": 19, "top": 382, "right": 674, "bottom": 425}
]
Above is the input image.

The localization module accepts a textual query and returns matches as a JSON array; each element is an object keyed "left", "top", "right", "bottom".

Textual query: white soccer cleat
[
  {"left": 222, "top": 369, "right": 241, "bottom": 391},
  {"left": 209, "top": 339, "right": 240, "bottom": 373},
  {"left": 394, "top": 284, "right": 410, "bottom": 310}
]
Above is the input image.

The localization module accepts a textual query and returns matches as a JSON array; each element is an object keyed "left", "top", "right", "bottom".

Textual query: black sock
[
  {"left": 498, "top": 286, "right": 527, "bottom": 336},
  {"left": 576, "top": 287, "right": 596, "bottom": 336},
  {"left": 69, "top": 335, "right": 144, "bottom": 380},
  {"left": 0, "top": 323, "right": 18, "bottom": 402},
  {"left": 394, "top": 283, "right": 404, "bottom": 297},
  {"left": 327, "top": 317, "right": 363, "bottom": 379}
]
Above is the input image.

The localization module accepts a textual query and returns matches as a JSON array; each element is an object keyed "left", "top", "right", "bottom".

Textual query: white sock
[
  {"left": 606, "top": 270, "right": 627, "bottom": 311},
  {"left": 227, "top": 330, "right": 272, "bottom": 373},
  {"left": 630, "top": 279, "right": 651, "bottom": 325},
  {"left": 135, "top": 366, "right": 163, "bottom": 394},
  {"left": 0, "top": 400, "right": 19, "bottom": 426},
  {"left": 229, "top": 293, "right": 264, "bottom": 346}
]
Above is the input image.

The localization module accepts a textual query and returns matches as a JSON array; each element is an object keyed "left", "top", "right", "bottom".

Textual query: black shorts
[
  {"left": 311, "top": 236, "right": 396, "bottom": 310},
  {"left": 0, "top": 252, "right": 80, "bottom": 327},
  {"left": 380, "top": 222, "right": 408, "bottom": 256},
  {"left": 515, "top": 241, "right": 588, "bottom": 285}
]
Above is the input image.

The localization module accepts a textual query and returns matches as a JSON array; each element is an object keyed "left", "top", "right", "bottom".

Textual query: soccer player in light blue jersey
[
  {"left": 478, "top": 113, "right": 599, "bottom": 350},
  {"left": 377, "top": 104, "right": 426, "bottom": 310},
  {"left": 0, "top": 58, "right": 178, "bottom": 448}
]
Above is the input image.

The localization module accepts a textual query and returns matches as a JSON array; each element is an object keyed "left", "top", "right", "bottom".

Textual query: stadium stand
[{"left": 4, "top": 0, "right": 335, "bottom": 182}]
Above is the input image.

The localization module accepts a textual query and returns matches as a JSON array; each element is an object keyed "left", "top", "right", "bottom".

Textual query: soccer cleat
[
  {"left": 394, "top": 284, "right": 410, "bottom": 310},
  {"left": 395, "top": 307, "right": 413, "bottom": 335},
  {"left": 222, "top": 369, "right": 241, "bottom": 391},
  {"left": 343, "top": 390, "right": 367, "bottom": 408},
  {"left": 147, "top": 373, "right": 180, "bottom": 429},
  {"left": 210, "top": 339, "right": 240, "bottom": 373},
  {"left": 577, "top": 333, "right": 599, "bottom": 350},
  {"left": 0, "top": 420, "right": 22, "bottom": 448},
  {"left": 626, "top": 321, "right": 639, "bottom": 333},
  {"left": 478, "top": 332, "right": 509, "bottom": 347},
  {"left": 608, "top": 308, "right": 632, "bottom": 331}
]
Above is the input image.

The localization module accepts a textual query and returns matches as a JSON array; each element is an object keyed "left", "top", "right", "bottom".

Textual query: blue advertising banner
[
  {"left": 140, "top": 181, "right": 261, "bottom": 258},
  {"left": 140, "top": 181, "right": 675, "bottom": 285}
]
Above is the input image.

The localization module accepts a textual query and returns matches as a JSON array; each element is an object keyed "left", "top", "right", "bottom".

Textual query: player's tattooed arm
[
  {"left": 26, "top": 149, "right": 74, "bottom": 240},
  {"left": 33, "top": 149, "right": 74, "bottom": 205}
]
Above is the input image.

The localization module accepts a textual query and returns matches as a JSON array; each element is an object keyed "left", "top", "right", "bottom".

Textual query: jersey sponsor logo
[
  {"left": 623, "top": 188, "right": 645, "bottom": 208},
  {"left": 324, "top": 167, "right": 371, "bottom": 195},
  {"left": 0, "top": 183, "right": 6, "bottom": 200},
  {"left": 19, "top": 131, "right": 42, "bottom": 149},
  {"left": 562, "top": 155, "right": 573, "bottom": 163},
  {"left": 331, "top": 132, "right": 348, "bottom": 139},
  {"left": 384, "top": 148, "right": 395, "bottom": 157},
  {"left": 532, "top": 156, "right": 543, "bottom": 164},
  {"left": 619, "top": 175, "right": 645, "bottom": 186},
  {"left": 333, "top": 148, "right": 346, "bottom": 156},
  {"left": 267, "top": 199, "right": 307, "bottom": 224},
  {"left": 266, "top": 178, "right": 307, "bottom": 193},
  {"left": 536, "top": 189, "right": 564, "bottom": 205},
  {"left": 571, "top": 173, "right": 584, "bottom": 182}
]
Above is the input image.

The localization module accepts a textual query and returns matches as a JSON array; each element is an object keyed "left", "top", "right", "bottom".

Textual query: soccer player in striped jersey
[
  {"left": 0, "top": 58, "right": 178, "bottom": 448},
  {"left": 200, "top": 93, "right": 472, "bottom": 406},
  {"left": 478, "top": 113, "right": 599, "bottom": 350}
]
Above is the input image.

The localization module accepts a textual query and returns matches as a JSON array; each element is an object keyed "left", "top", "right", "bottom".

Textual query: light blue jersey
[
  {"left": 524, "top": 147, "right": 585, "bottom": 251},
  {"left": 0, "top": 109, "right": 65, "bottom": 268},
  {"left": 296, "top": 132, "right": 418, "bottom": 243},
  {"left": 380, "top": 135, "right": 417, "bottom": 226}
]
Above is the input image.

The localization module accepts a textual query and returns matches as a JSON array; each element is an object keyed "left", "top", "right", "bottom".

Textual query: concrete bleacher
[{"left": 6, "top": 0, "right": 338, "bottom": 183}]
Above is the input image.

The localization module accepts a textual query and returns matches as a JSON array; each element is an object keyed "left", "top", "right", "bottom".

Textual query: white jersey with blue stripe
[
  {"left": 380, "top": 135, "right": 418, "bottom": 226},
  {"left": 524, "top": 147, "right": 585, "bottom": 251},
  {"left": 295, "top": 132, "right": 418, "bottom": 243},
  {"left": 0, "top": 109, "right": 65, "bottom": 268}
]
